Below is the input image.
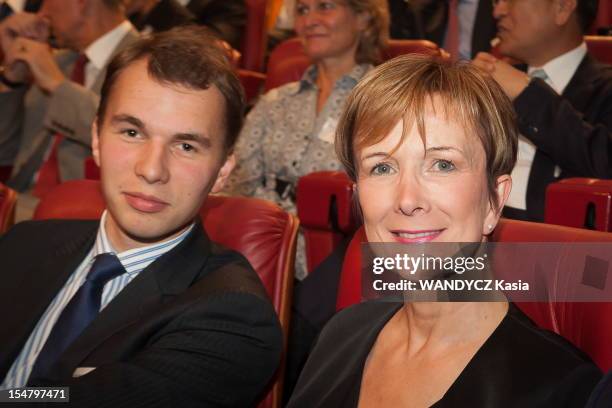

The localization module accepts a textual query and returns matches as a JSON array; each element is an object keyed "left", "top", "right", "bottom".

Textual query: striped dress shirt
[{"left": 1, "top": 211, "right": 194, "bottom": 389}]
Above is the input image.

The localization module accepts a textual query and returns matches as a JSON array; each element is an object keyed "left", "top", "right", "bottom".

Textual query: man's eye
[
  {"left": 180, "top": 143, "right": 195, "bottom": 152},
  {"left": 122, "top": 129, "right": 139, "bottom": 137},
  {"left": 296, "top": 5, "right": 308, "bottom": 15},
  {"left": 319, "top": 1, "right": 334, "bottom": 10},
  {"left": 434, "top": 160, "right": 455, "bottom": 172},
  {"left": 370, "top": 162, "right": 394, "bottom": 176}
]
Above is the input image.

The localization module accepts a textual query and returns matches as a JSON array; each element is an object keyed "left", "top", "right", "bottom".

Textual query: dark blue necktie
[{"left": 29, "top": 253, "right": 126, "bottom": 380}]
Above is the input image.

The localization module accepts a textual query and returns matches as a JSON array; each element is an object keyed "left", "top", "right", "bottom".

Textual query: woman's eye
[
  {"left": 296, "top": 5, "right": 308, "bottom": 15},
  {"left": 319, "top": 1, "right": 334, "bottom": 10},
  {"left": 434, "top": 160, "right": 455, "bottom": 172},
  {"left": 370, "top": 162, "right": 394, "bottom": 176}
]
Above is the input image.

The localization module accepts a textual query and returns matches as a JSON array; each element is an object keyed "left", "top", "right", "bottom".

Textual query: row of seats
[{"left": 236, "top": 35, "right": 612, "bottom": 104}]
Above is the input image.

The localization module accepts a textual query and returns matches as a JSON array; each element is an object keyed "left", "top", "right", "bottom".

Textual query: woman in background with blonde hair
[{"left": 225, "top": 0, "right": 389, "bottom": 279}]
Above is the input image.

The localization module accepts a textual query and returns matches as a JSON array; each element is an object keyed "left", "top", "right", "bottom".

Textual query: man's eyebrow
[
  {"left": 110, "top": 114, "right": 146, "bottom": 130},
  {"left": 174, "top": 132, "right": 212, "bottom": 149}
]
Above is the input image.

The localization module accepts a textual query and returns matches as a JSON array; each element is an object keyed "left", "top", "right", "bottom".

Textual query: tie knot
[
  {"left": 529, "top": 69, "right": 548, "bottom": 81},
  {"left": 86, "top": 253, "right": 125, "bottom": 286}
]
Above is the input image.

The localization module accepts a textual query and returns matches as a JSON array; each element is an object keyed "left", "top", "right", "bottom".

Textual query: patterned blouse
[
  {"left": 225, "top": 63, "right": 371, "bottom": 279},
  {"left": 226, "top": 63, "right": 372, "bottom": 213}
]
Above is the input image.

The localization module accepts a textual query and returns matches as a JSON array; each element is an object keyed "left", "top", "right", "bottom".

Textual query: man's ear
[
  {"left": 554, "top": 0, "right": 577, "bottom": 26},
  {"left": 211, "top": 153, "right": 236, "bottom": 194},
  {"left": 483, "top": 174, "right": 512, "bottom": 235},
  {"left": 91, "top": 118, "right": 101, "bottom": 167}
]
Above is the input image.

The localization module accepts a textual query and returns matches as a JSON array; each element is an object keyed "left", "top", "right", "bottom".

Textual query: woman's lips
[
  {"left": 390, "top": 229, "right": 444, "bottom": 243},
  {"left": 124, "top": 192, "right": 169, "bottom": 213}
]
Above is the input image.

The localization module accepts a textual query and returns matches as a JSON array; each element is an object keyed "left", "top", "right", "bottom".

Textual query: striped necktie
[{"left": 28, "top": 253, "right": 126, "bottom": 381}]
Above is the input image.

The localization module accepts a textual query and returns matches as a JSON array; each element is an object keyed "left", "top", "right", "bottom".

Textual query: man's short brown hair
[{"left": 97, "top": 25, "right": 245, "bottom": 152}]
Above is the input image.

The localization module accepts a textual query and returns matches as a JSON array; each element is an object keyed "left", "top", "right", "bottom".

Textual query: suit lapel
[
  {"left": 562, "top": 55, "right": 598, "bottom": 116},
  {"left": 0, "top": 222, "right": 98, "bottom": 379},
  {"left": 48, "top": 222, "right": 212, "bottom": 381}
]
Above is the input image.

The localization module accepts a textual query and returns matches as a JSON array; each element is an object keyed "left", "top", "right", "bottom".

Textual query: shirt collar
[
  {"left": 296, "top": 63, "right": 372, "bottom": 94},
  {"left": 528, "top": 42, "right": 587, "bottom": 94},
  {"left": 94, "top": 210, "right": 195, "bottom": 274},
  {"left": 84, "top": 20, "right": 135, "bottom": 71}
]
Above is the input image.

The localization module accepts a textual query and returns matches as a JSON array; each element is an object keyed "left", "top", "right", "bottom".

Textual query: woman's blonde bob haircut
[
  {"left": 336, "top": 54, "right": 518, "bottom": 209},
  {"left": 346, "top": 0, "right": 389, "bottom": 64}
]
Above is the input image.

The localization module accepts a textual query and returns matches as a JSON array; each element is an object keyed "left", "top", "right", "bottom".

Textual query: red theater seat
[
  {"left": 33, "top": 180, "right": 299, "bottom": 408},
  {"left": 265, "top": 38, "right": 439, "bottom": 91},
  {"left": 586, "top": 36, "right": 612, "bottom": 65},
  {"left": 0, "top": 182, "right": 17, "bottom": 234},
  {"left": 240, "top": 0, "right": 268, "bottom": 72},
  {"left": 546, "top": 178, "right": 612, "bottom": 232},
  {"left": 336, "top": 221, "right": 612, "bottom": 371},
  {"left": 238, "top": 69, "right": 267, "bottom": 103},
  {"left": 297, "top": 171, "right": 359, "bottom": 273}
]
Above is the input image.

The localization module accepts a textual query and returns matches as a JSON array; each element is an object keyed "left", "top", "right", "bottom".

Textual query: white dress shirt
[
  {"left": 506, "top": 42, "right": 588, "bottom": 210},
  {"left": 82, "top": 20, "right": 135, "bottom": 89}
]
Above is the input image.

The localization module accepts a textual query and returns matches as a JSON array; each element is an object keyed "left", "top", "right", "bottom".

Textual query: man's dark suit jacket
[
  {"left": 388, "top": 0, "right": 496, "bottom": 58},
  {"left": 0, "top": 219, "right": 282, "bottom": 407},
  {"left": 514, "top": 55, "right": 612, "bottom": 221}
]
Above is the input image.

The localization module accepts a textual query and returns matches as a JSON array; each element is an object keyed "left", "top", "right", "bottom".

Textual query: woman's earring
[{"left": 488, "top": 224, "right": 493, "bottom": 231}]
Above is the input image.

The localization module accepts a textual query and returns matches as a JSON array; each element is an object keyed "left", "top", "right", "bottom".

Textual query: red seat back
[
  {"left": 545, "top": 178, "right": 612, "bottom": 232},
  {"left": 337, "top": 220, "right": 612, "bottom": 370},
  {"left": 240, "top": 0, "right": 268, "bottom": 72},
  {"left": 0, "top": 182, "right": 17, "bottom": 234},
  {"left": 265, "top": 38, "right": 439, "bottom": 91},
  {"left": 297, "top": 171, "right": 359, "bottom": 273},
  {"left": 238, "top": 69, "right": 267, "bottom": 103},
  {"left": 586, "top": 36, "right": 612, "bottom": 65},
  {"left": 33, "top": 180, "right": 299, "bottom": 408}
]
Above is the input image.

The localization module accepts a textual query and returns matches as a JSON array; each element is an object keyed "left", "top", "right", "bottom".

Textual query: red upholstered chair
[
  {"left": 238, "top": 69, "right": 267, "bottom": 103},
  {"left": 0, "top": 165, "right": 12, "bottom": 183},
  {"left": 336, "top": 220, "right": 612, "bottom": 371},
  {"left": 545, "top": 178, "right": 612, "bottom": 232},
  {"left": 297, "top": 171, "right": 359, "bottom": 273},
  {"left": 586, "top": 36, "right": 612, "bottom": 65},
  {"left": 0, "top": 182, "right": 17, "bottom": 234},
  {"left": 33, "top": 180, "right": 299, "bottom": 408},
  {"left": 240, "top": 0, "right": 268, "bottom": 72},
  {"left": 264, "top": 38, "right": 440, "bottom": 91},
  {"left": 592, "top": 1, "right": 612, "bottom": 33}
]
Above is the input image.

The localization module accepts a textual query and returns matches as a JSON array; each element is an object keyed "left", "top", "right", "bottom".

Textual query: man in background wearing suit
[
  {"left": 473, "top": 0, "right": 611, "bottom": 221},
  {"left": 388, "top": 0, "right": 496, "bottom": 60},
  {"left": 0, "top": 26, "right": 282, "bottom": 406},
  {"left": 0, "top": 0, "right": 139, "bottom": 219}
]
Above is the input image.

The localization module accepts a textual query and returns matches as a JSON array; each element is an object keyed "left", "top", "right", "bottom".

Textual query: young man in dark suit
[
  {"left": 0, "top": 26, "right": 282, "bottom": 407},
  {"left": 473, "top": 0, "right": 611, "bottom": 221}
]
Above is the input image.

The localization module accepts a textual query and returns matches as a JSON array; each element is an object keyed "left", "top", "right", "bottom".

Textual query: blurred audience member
[
  {"left": 0, "top": 0, "right": 138, "bottom": 219},
  {"left": 225, "top": 0, "right": 389, "bottom": 279},
  {"left": 473, "top": 0, "right": 611, "bottom": 222},
  {"left": 388, "top": 0, "right": 496, "bottom": 60}
]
